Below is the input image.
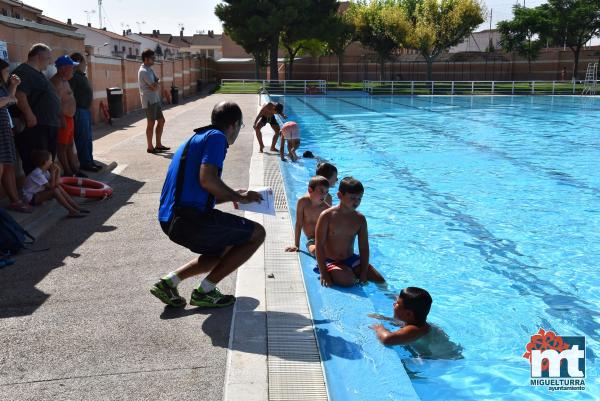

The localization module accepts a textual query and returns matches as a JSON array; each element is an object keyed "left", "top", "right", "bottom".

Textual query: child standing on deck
[
  {"left": 22, "top": 150, "right": 89, "bottom": 218},
  {"left": 253, "top": 102, "right": 286, "bottom": 153},
  {"left": 315, "top": 176, "right": 385, "bottom": 287},
  {"left": 285, "top": 175, "right": 330, "bottom": 255}
]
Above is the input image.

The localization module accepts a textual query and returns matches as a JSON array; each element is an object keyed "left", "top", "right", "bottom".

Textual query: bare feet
[
  {"left": 259, "top": 146, "right": 264, "bottom": 153},
  {"left": 270, "top": 147, "right": 278, "bottom": 152}
]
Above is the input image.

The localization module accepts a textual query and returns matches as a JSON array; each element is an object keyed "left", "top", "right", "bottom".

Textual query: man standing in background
[
  {"left": 13, "top": 43, "right": 61, "bottom": 174},
  {"left": 138, "top": 49, "right": 169, "bottom": 154},
  {"left": 69, "top": 52, "right": 101, "bottom": 172}
]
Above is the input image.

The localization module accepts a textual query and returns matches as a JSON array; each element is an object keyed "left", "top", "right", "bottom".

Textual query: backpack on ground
[{"left": 0, "top": 208, "right": 35, "bottom": 255}]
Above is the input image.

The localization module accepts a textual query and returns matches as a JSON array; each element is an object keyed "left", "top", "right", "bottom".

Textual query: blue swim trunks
[{"left": 312, "top": 254, "right": 361, "bottom": 274}]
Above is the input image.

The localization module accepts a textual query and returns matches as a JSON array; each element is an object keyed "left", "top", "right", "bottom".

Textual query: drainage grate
[
  {"left": 264, "top": 157, "right": 288, "bottom": 211},
  {"left": 262, "top": 169, "right": 328, "bottom": 401}
]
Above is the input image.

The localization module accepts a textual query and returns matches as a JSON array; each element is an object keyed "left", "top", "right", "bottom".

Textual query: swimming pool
[{"left": 276, "top": 94, "right": 599, "bottom": 401}]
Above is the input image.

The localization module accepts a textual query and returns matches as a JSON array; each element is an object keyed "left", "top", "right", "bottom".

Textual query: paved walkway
[{"left": 0, "top": 94, "right": 262, "bottom": 401}]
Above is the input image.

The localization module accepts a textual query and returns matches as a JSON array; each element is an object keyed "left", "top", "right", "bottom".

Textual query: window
[
  {"left": 122, "top": 46, "right": 125, "bottom": 52},
  {"left": 208, "top": 49, "right": 214, "bottom": 58},
  {"left": 14, "top": 12, "right": 20, "bottom": 19},
  {"left": 128, "top": 47, "right": 132, "bottom": 55},
  {"left": 1, "top": 9, "right": 7, "bottom": 16},
  {"left": 135, "top": 48, "right": 139, "bottom": 55},
  {"left": 114, "top": 45, "right": 118, "bottom": 53}
]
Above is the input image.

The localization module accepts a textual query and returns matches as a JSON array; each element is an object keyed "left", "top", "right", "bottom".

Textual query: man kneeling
[{"left": 152, "top": 101, "right": 265, "bottom": 308}]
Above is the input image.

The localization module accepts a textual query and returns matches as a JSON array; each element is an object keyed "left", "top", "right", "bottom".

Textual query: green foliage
[
  {"left": 279, "top": 0, "right": 339, "bottom": 78},
  {"left": 215, "top": 1, "right": 273, "bottom": 78},
  {"left": 538, "top": 0, "right": 600, "bottom": 78},
  {"left": 408, "top": 0, "right": 485, "bottom": 60},
  {"left": 323, "top": 13, "right": 355, "bottom": 57},
  {"left": 498, "top": 5, "right": 545, "bottom": 71},
  {"left": 348, "top": 0, "right": 410, "bottom": 77}
]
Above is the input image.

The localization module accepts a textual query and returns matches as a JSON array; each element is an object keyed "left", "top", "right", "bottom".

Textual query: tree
[
  {"left": 323, "top": 13, "right": 355, "bottom": 85},
  {"left": 215, "top": 1, "right": 272, "bottom": 79},
  {"left": 498, "top": 5, "right": 545, "bottom": 77},
  {"left": 349, "top": 0, "right": 410, "bottom": 80},
  {"left": 538, "top": 0, "right": 600, "bottom": 79},
  {"left": 406, "top": 0, "right": 484, "bottom": 81},
  {"left": 279, "top": 0, "right": 339, "bottom": 80}
]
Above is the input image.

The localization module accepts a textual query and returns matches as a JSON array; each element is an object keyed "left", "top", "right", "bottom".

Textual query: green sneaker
[
  {"left": 150, "top": 279, "right": 186, "bottom": 307},
  {"left": 190, "top": 287, "right": 235, "bottom": 308}
]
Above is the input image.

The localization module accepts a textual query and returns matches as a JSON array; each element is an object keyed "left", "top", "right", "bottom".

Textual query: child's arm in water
[
  {"left": 286, "top": 198, "right": 305, "bottom": 252},
  {"left": 279, "top": 134, "right": 285, "bottom": 161},
  {"left": 370, "top": 323, "right": 428, "bottom": 346}
]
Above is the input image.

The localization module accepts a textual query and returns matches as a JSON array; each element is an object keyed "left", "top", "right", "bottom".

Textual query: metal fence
[
  {"left": 362, "top": 80, "right": 600, "bottom": 96},
  {"left": 220, "top": 79, "right": 327, "bottom": 94}
]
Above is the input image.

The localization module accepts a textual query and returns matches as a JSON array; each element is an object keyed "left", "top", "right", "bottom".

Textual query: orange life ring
[
  {"left": 60, "top": 177, "right": 113, "bottom": 199},
  {"left": 99, "top": 100, "right": 110, "bottom": 123}
]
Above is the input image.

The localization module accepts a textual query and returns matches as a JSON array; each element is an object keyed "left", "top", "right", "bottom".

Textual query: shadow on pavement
[
  {"left": 159, "top": 296, "right": 363, "bottom": 362},
  {"left": 0, "top": 173, "right": 144, "bottom": 319}
]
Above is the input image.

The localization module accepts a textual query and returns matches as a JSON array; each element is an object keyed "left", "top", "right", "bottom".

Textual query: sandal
[
  {"left": 147, "top": 148, "right": 164, "bottom": 154},
  {"left": 7, "top": 202, "right": 33, "bottom": 214},
  {"left": 155, "top": 145, "right": 170, "bottom": 151}
]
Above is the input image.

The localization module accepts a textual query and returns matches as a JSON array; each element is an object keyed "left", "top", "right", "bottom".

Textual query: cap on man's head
[{"left": 55, "top": 55, "right": 79, "bottom": 68}]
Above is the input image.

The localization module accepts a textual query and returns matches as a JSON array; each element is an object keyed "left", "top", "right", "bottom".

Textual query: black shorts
[
  {"left": 257, "top": 115, "right": 279, "bottom": 129},
  {"left": 161, "top": 208, "right": 254, "bottom": 255}
]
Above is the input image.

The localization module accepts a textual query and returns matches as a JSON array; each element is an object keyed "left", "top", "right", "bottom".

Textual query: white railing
[
  {"left": 220, "top": 79, "right": 327, "bottom": 95},
  {"left": 363, "top": 80, "right": 600, "bottom": 96}
]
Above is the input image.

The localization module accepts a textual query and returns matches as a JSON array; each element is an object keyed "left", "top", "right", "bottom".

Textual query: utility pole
[{"left": 98, "top": 0, "right": 103, "bottom": 29}]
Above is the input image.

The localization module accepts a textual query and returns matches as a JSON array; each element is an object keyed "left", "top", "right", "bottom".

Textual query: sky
[{"left": 25, "top": 0, "right": 548, "bottom": 36}]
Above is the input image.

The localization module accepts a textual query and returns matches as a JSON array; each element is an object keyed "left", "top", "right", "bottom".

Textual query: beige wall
[
  {"left": 0, "top": 22, "right": 84, "bottom": 66},
  {"left": 86, "top": 55, "right": 216, "bottom": 124}
]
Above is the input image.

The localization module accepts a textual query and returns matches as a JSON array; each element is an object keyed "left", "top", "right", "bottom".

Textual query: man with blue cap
[{"left": 51, "top": 55, "right": 86, "bottom": 177}]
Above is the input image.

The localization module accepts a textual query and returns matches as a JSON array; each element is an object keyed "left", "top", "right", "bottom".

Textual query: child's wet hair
[
  {"left": 275, "top": 103, "right": 284, "bottom": 113},
  {"left": 399, "top": 287, "right": 432, "bottom": 325},
  {"left": 308, "top": 175, "right": 330, "bottom": 190},
  {"left": 30, "top": 150, "right": 51, "bottom": 168},
  {"left": 339, "top": 176, "right": 363, "bottom": 194},
  {"left": 316, "top": 162, "right": 337, "bottom": 180}
]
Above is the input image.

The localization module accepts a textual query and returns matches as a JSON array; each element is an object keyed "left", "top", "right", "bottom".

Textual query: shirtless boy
[
  {"left": 315, "top": 177, "right": 385, "bottom": 287},
  {"left": 253, "top": 102, "right": 286, "bottom": 153},
  {"left": 285, "top": 175, "right": 330, "bottom": 255},
  {"left": 316, "top": 162, "right": 338, "bottom": 206},
  {"left": 51, "top": 55, "right": 82, "bottom": 177}
]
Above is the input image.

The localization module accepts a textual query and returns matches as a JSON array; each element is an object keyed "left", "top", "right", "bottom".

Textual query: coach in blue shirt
[{"left": 152, "top": 101, "right": 265, "bottom": 308}]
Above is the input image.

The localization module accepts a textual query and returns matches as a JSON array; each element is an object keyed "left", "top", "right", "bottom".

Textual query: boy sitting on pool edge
[
  {"left": 285, "top": 175, "right": 330, "bottom": 255},
  {"left": 314, "top": 176, "right": 385, "bottom": 287},
  {"left": 370, "top": 287, "right": 432, "bottom": 345}
]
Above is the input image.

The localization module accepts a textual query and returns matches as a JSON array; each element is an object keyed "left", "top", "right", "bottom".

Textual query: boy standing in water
[
  {"left": 315, "top": 177, "right": 385, "bottom": 287},
  {"left": 285, "top": 175, "right": 330, "bottom": 255},
  {"left": 371, "top": 287, "right": 432, "bottom": 345}
]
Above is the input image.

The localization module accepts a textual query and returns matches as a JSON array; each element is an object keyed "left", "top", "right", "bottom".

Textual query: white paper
[{"left": 236, "top": 186, "right": 275, "bottom": 215}]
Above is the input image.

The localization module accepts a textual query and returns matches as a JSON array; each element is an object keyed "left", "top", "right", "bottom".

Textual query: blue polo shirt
[{"left": 158, "top": 129, "right": 228, "bottom": 222}]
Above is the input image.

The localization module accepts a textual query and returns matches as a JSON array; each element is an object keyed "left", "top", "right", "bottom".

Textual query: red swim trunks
[{"left": 57, "top": 116, "right": 75, "bottom": 145}]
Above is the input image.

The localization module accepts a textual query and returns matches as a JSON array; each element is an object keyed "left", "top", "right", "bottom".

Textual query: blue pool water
[{"left": 276, "top": 95, "right": 599, "bottom": 401}]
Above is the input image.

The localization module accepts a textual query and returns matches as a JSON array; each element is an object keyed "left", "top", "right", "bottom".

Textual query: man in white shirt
[{"left": 138, "top": 49, "right": 169, "bottom": 154}]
